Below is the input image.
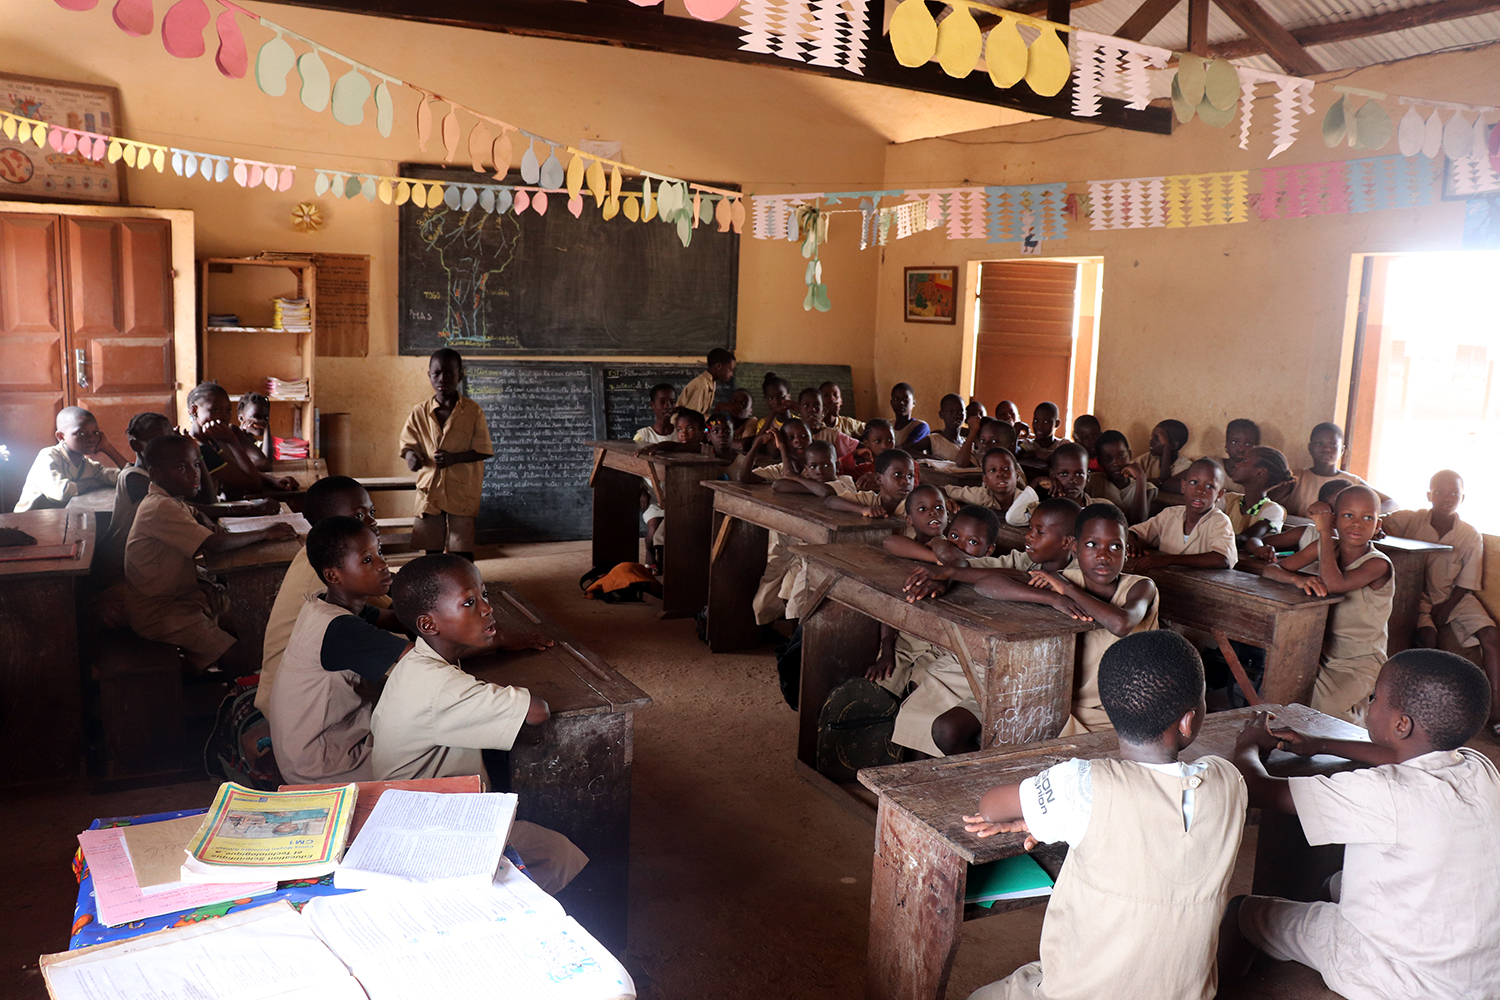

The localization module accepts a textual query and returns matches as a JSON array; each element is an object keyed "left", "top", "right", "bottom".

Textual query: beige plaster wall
[
  {"left": 874, "top": 45, "right": 1498, "bottom": 463},
  {"left": 2, "top": 0, "right": 897, "bottom": 475}
]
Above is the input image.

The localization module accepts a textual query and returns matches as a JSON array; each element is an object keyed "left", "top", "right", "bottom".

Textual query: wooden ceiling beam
[
  {"left": 1209, "top": 0, "right": 1500, "bottom": 60},
  {"left": 1186, "top": 0, "right": 1209, "bottom": 54},
  {"left": 1009, "top": 0, "right": 1109, "bottom": 17},
  {"left": 1212, "top": 0, "right": 1324, "bottom": 74},
  {"left": 261, "top": 0, "right": 1175, "bottom": 133},
  {"left": 1114, "top": 0, "right": 1181, "bottom": 42}
]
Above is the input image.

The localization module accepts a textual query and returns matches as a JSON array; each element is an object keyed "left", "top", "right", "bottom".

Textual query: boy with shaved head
[{"left": 15, "top": 406, "right": 128, "bottom": 512}]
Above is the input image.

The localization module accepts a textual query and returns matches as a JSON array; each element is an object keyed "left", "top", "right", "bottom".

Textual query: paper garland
[
  {"left": 1255, "top": 160, "right": 1349, "bottom": 221},
  {"left": 1345, "top": 154, "right": 1438, "bottom": 213},
  {"left": 58, "top": 0, "right": 253, "bottom": 77},
  {"left": 986, "top": 184, "right": 1067, "bottom": 242},
  {"left": 738, "top": 0, "right": 870, "bottom": 75},
  {"left": 1071, "top": 31, "right": 1170, "bottom": 117},
  {"left": 888, "top": 0, "right": 1071, "bottom": 96}
]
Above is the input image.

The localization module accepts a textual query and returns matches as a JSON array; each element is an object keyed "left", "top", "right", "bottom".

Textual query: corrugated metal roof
[{"left": 991, "top": 0, "right": 1500, "bottom": 71}]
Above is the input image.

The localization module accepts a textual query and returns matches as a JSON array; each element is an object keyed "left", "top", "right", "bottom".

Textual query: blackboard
[
  {"left": 398, "top": 164, "right": 739, "bottom": 357},
  {"left": 465, "top": 362, "right": 600, "bottom": 542},
  {"left": 732, "top": 363, "right": 860, "bottom": 420},
  {"left": 601, "top": 364, "right": 714, "bottom": 441}
]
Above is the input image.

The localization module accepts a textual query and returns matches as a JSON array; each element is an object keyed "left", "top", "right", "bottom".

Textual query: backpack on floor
[
  {"left": 579, "top": 563, "right": 661, "bottom": 603},
  {"left": 816, "top": 678, "right": 903, "bottom": 782},
  {"left": 204, "top": 677, "right": 284, "bottom": 790}
]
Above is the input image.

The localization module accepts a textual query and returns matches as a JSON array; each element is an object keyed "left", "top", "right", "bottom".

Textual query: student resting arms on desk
[
  {"left": 863, "top": 486, "right": 952, "bottom": 708},
  {"left": 753, "top": 372, "right": 796, "bottom": 437},
  {"left": 1255, "top": 486, "right": 1395, "bottom": 723},
  {"left": 944, "top": 447, "right": 1021, "bottom": 515},
  {"left": 894, "top": 501, "right": 1084, "bottom": 756},
  {"left": 1222, "top": 649, "right": 1500, "bottom": 1000},
  {"left": 371, "top": 554, "right": 587, "bottom": 894},
  {"left": 888, "top": 382, "right": 929, "bottom": 451},
  {"left": 794, "top": 387, "right": 858, "bottom": 461},
  {"left": 400, "top": 348, "right": 494, "bottom": 560},
  {"left": 1127, "top": 458, "right": 1237, "bottom": 571},
  {"left": 259, "top": 476, "right": 394, "bottom": 714},
  {"left": 1381, "top": 469, "right": 1500, "bottom": 732},
  {"left": 1085, "top": 429, "right": 1153, "bottom": 524},
  {"left": 925, "top": 393, "right": 967, "bottom": 461},
  {"left": 15, "top": 405, "right": 127, "bottom": 512},
  {"left": 269, "top": 516, "right": 410, "bottom": 786},
  {"left": 235, "top": 392, "right": 273, "bottom": 472},
  {"left": 186, "top": 383, "right": 299, "bottom": 498},
  {"left": 1006, "top": 442, "right": 1091, "bottom": 526},
  {"left": 633, "top": 382, "right": 677, "bottom": 447},
  {"left": 826, "top": 447, "right": 917, "bottom": 520},
  {"left": 755, "top": 439, "right": 857, "bottom": 625},
  {"left": 963, "top": 630, "right": 1247, "bottom": 1000}
]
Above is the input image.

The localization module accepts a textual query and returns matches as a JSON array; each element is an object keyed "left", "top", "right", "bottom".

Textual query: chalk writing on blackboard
[{"left": 415, "top": 206, "right": 522, "bottom": 349}]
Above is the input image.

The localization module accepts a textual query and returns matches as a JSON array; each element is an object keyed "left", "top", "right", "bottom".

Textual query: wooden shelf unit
[{"left": 198, "top": 257, "right": 317, "bottom": 455}]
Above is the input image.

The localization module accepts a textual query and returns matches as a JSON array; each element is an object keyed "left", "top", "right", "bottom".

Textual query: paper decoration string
[
  {"left": 889, "top": 0, "right": 1071, "bottom": 95},
  {"left": 738, "top": 0, "right": 871, "bottom": 75},
  {"left": 54, "top": 0, "right": 255, "bottom": 77}
]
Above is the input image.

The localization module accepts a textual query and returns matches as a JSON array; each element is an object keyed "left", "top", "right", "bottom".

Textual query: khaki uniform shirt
[
  {"left": 928, "top": 433, "right": 963, "bottom": 461},
  {"left": 945, "top": 485, "right": 1010, "bottom": 511},
  {"left": 1086, "top": 472, "right": 1156, "bottom": 513},
  {"left": 1380, "top": 508, "right": 1483, "bottom": 606},
  {"left": 370, "top": 637, "right": 532, "bottom": 781},
  {"left": 125, "top": 483, "right": 216, "bottom": 612},
  {"left": 1286, "top": 467, "right": 1369, "bottom": 517},
  {"left": 676, "top": 370, "right": 717, "bottom": 416},
  {"left": 1139, "top": 453, "right": 1193, "bottom": 483},
  {"left": 1061, "top": 566, "right": 1158, "bottom": 730},
  {"left": 399, "top": 396, "right": 493, "bottom": 518},
  {"left": 828, "top": 415, "right": 865, "bottom": 438},
  {"left": 98, "top": 466, "right": 151, "bottom": 581},
  {"left": 1130, "top": 505, "right": 1238, "bottom": 568},
  {"left": 16, "top": 442, "right": 118, "bottom": 512}
]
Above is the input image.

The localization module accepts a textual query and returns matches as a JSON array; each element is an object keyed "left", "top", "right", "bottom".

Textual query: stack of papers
[
  {"left": 273, "top": 435, "right": 310, "bottom": 459},
  {"left": 221, "top": 512, "right": 311, "bottom": 535},
  {"left": 181, "top": 782, "right": 358, "bottom": 883},
  {"left": 273, "top": 297, "right": 311, "bottom": 332},
  {"left": 335, "top": 790, "right": 518, "bottom": 890},
  {"left": 266, "top": 376, "right": 310, "bottom": 400}
]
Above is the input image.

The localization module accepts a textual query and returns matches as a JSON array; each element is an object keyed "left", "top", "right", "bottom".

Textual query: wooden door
[
  {"left": 971, "top": 260, "right": 1079, "bottom": 425},
  {"left": 62, "top": 217, "right": 175, "bottom": 450},
  {"left": 0, "top": 214, "right": 67, "bottom": 509}
]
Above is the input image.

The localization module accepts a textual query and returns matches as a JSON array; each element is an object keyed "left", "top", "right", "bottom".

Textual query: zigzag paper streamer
[
  {"left": 739, "top": 0, "right": 777, "bottom": 53},
  {"left": 842, "top": 0, "right": 870, "bottom": 74},
  {"left": 751, "top": 195, "right": 795, "bottom": 239},
  {"left": 1449, "top": 150, "right": 1500, "bottom": 197},
  {"left": 739, "top": 0, "right": 868, "bottom": 72},
  {"left": 986, "top": 184, "right": 1068, "bottom": 242},
  {"left": 773, "top": 0, "right": 809, "bottom": 61},
  {"left": 1161, "top": 171, "right": 1246, "bottom": 227},
  {"left": 806, "top": 0, "right": 842, "bottom": 67},
  {"left": 1346, "top": 154, "right": 1438, "bottom": 213},
  {"left": 1236, "top": 68, "right": 1314, "bottom": 157},
  {"left": 1086, "top": 178, "right": 1165, "bottom": 229},
  {"left": 1070, "top": 31, "right": 1170, "bottom": 117},
  {"left": 1256, "top": 161, "right": 1350, "bottom": 221}
]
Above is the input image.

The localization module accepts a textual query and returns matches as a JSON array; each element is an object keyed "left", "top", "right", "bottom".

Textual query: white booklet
[
  {"left": 304, "top": 865, "right": 635, "bottom": 1000},
  {"left": 334, "top": 789, "right": 517, "bottom": 890}
]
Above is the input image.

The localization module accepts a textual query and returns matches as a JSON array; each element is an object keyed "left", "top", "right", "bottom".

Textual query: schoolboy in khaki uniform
[
  {"left": 677, "top": 347, "right": 735, "bottom": 417},
  {"left": 944, "top": 448, "right": 1021, "bottom": 515},
  {"left": 16, "top": 406, "right": 126, "bottom": 512},
  {"left": 1128, "top": 459, "right": 1237, "bottom": 571},
  {"left": 400, "top": 348, "right": 493, "bottom": 559}
]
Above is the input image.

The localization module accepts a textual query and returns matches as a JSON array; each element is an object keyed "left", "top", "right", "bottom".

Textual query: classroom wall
[
  {"left": 870, "top": 45, "right": 1497, "bottom": 482},
  {"left": 2, "top": 0, "right": 908, "bottom": 476}
]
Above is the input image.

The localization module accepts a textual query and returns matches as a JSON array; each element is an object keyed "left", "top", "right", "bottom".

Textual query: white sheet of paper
[
  {"left": 221, "top": 512, "right": 311, "bottom": 534},
  {"left": 334, "top": 789, "right": 516, "bottom": 890},
  {"left": 43, "top": 901, "right": 365, "bottom": 1000},
  {"left": 303, "top": 876, "right": 633, "bottom": 1000}
]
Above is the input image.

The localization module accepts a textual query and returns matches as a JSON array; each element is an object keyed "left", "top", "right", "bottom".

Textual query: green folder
[{"left": 965, "top": 854, "right": 1054, "bottom": 908}]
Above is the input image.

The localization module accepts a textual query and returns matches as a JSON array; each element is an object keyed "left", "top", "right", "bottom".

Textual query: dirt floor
[{"left": 3, "top": 538, "right": 1473, "bottom": 998}]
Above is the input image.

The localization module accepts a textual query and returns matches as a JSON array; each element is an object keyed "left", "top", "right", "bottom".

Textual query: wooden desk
[
  {"left": 64, "top": 488, "right": 117, "bottom": 514},
  {"left": 1375, "top": 536, "right": 1450, "bottom": 655},
  {"left": 270, "top": 457, "right": 327, "bottom": 489},
  {"left": 702, "top": 481, "right": 904, "bottom": 652},
  {"left": 359, "top": 475, "right": 420, "bottom": 492},
  {"left": 916, "top": 462, "right": 982, "bottom": 489},
  {"left": 203, "top": 536, "right": 303, "bottom": 668},
  {"left": 585, "top": 441, "right": 729, "bottom": 619},
  {"left": 1146, "top": 567, "right": 1342, "bottom": 705},
  {"left": 859, "top": 704, "right": 1367, "bottom": 1000},
  {"left": 0, "top": 509, "right": 95, "bottom": 787},
  {"left": 798, "top": 543, "right": 1096, "bottom": 791},
  {"left": 465, "top": 583, "right": 653, "bottom": 953}
]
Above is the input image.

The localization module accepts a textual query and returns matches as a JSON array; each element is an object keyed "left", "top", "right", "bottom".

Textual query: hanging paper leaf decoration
[
  {"left": 170, "top": 149, "right": 183, "bottom": 175},
  {"left": 1177, "top": 55, "right": 1206, "bottom": 106},
  {"left": 395, "top": 180, "right": 411, "bottom": 206},
  {"left": 1024, "top": 26, "right": 1069, "bottom": 98},
  {"left": 345, "top": 175, "right": 362, "bottom": 198},
  {"left": 361, "top": 177, "right": 376, "bottom": 200},
  {"left": 479, "top": 187, "right": 494, "bottom": 212},
  {"left": 643, "top": 179, "right": 657, "bottom": 221},
  {"left": 935, "top": 5, "right": 981, "bottom": 79},
  {"left": 373, "top": 82, "right": 393, "bottom": 138},
  {"left": 161, "top": 0, "right": 209, "bottom": 58},
  {"left": 331, "top": 69, "right": 371, "bottom": 126},
  {"left": 585, "top": 158, "right": 606, "bottom": 206},
  {"left": 985, "top": 16, "right": 1026, "bottom": 89},
  {"left": 1472, "top": 116, "right": 1490, "bottom": 165},
  {"left": 233, "top": 160, "right": 248, "bottom": 186},
  {"left": 411, "top": 182, "right": 428, "bottom": 209},
  {"left": 1203, "top": 59, "right": 1239, "bottom": 112},
  {"left": 214, "top": 10, "right": 247, "bottom": 77},
  {"left": 314, "top": 171, "right": 330, "bottom": 196},
  {"left": 279, "top": 166, "right": 295, "bottom": 191},
  {"left": 1422, "top": 111, "right": 1443, "bottom": 159},
  {"left": 122, "top": 142, "right": 136, "bottom": 167},
  {"left": 297, "top": 52, "right": 331, "bottom": 113},
  {"left": 889, "top": 0, "right": 937, "bottom": 68},
  {"left": 1397, "top": 106, "right": 1425, "bottom": 157},
  {"left": 378, "top": 178, "right": 393, "bottom": 203},
  {"left": 247, "top": 163, "right": 264, "bottom": 187},
  {"left": 715, "top": 195, "right": 732, "bottom": 232},
  {"left": 1322, "top": 95, "right": 1348, "bottom": 147},
  {"left": 214, "top": 156, "right": 229, "bottom": 182},
  {"left": 1197, "top": 97, "right": 1234, "bottom": 128},
  {"left": 533, "top": 191, "right": 549, "bottom": 215},
  {"left": 514, "top": 189, "right": 530, "bottom": 213},
  {"left": 684, "top": 0, "right": 738, "bottom": 19},
  {"left": 692, "top": 191, "right": 703, "bottom": 225},
  {"left": 467, "top": 122, "right": 492, "bottom": 174},
  {"left": 610, "top": 165, "right": 622, "bottom": 201},
  {"left": 540, "top": 149, "right": 565, "bottom": 190},
  {"left": 567, "top": 195, "right": 584, "bottom": 218},
  {"left": 1171, "top": 76, "right": 1194, "bottom": 125},
  {"left": 566, "top": 153, "right": 585, "bottom": 200},
  {"left": 183, "top": 152, "right": 198, "bottom": 178},
  {"left": 1443, "top": 112, "right": 1471, "bottom": 159},
  {"left": 416, "top": 93, "right": 433, "bottom": 151},
  {"left": 677, "top": 214, "right": 692, "bottom": 248},
  {"left": 730, "top": 197, "right": 746, "bottom": 234},
  {"left": 113, "top": 0, "right": 153, "bottom": 37},
  {"left": 262, "top": 165, "right": 276, "bottom": 189},
  {"left": 623, "top": 195, "right": 640, "bottom": 222},
  {"left": 1, "top": 117, "right": 13, "bottom": 140},
  {"left": 491, "top": 132, "right": 513, "bottom": 181},
  {"left": 1352, "top": 100, "right": 1392, "bottom": 151},
  {"left": 520, "top": 141, "right": 540, "bottom": 184},
  {"left": 495, "top": 188, "right": 513, "bottom": 213},
  {"left": 460, "top": 185, "right": 477, "bottom": 210},
  {"left": 256, "top": 35, "right": 296, "bottom": 96},
  {"left": 602, "top": 196, "right": 618, "bottom": 221},
  {"left": 54, "top": 0, "right": 98, "bottom": 9},
  {"left": 441, "top": 107, "right": 460, "bottom": 162}
]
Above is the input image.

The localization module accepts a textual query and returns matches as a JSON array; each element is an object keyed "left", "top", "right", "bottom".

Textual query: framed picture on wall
[
  {"left": 0, "top": 73, "right": 127, "bottom": 205},
  {"left": 904, "top": 266, "right": 957, "bottom": 324}
]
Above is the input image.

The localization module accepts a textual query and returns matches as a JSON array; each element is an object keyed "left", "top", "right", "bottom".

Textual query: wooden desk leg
[
  {"left": 798, "top": 600, "right": 881, "bottom": 768},
  {"left": 660, "top": 466, "right": 715, "bottom": 619},
  {"left": 868, "top": 801, "right": 968, "bottom": 1000},
  {"left": 592, "top": 463, "right": 642, "bottom": 572},
  {"left": 507, "top": 711, "right": 634, "bottom": 955},
  {"left": 978, "top": 634, "right": 1074, "bottom": 748},
  {"left": 1384, "top": 550, "right": 1423, "bottom": 656},
  {"left": 0, "top": 577, "right": 82, "bottom": 784},
  {"left": 1259, "top": 605, "right": 1331, "bottom": 707},
  {"left": 707, "top": 511, "right": 768, "bottom": 652}
]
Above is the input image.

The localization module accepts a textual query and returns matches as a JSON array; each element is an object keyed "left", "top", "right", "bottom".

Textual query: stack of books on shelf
[
  {"left": 265, "top": 376, "right": 309, "bottom": 400},
  {"left": 273, "top": 436, "right": 310, "bottom": 460},
  {"left": 272, "top": 297, "right": 311, "bottom": 332}
]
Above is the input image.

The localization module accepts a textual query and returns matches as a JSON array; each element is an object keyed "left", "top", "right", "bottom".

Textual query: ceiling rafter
[
  {"left": 1211, "top": 0, "right": 1324, "bottom": 74},
  {"left": 1209, "top": 0, "right": 1500, "bottom": 60}
]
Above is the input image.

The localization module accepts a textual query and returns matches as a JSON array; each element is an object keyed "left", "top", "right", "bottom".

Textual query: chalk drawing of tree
[{"left": 418, "top": 207, "right": 521, "bottom": 346}]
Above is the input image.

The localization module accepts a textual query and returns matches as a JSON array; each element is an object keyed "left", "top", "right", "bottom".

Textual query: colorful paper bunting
[
  {"left": 888, "top": 1, "right": 1070, "bottom": 96},
  {"left": 739, "top": 0, "right": 870, "bottom": 75},
  {"left": 1071, "top": 31, "right": 1170, "bottom": 117},
  {"left": 1346, "top": 154, "right": 1438, "bottom": 213},
  {"left": 986, "top": 184, "right": 1067, "bottom": 242}
]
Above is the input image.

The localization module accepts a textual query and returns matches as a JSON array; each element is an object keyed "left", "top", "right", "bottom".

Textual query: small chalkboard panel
[
  {"left": 601, "top": 364, "right": 717, "bottom": 440},
  {"left": 398, "top": 164, "right": 738, "bottom": 357},
  {"left": 732, "top": 363, "right": 858, "bottom": 420},
  {"left": 465, "top": 361, "right": 601, "bottom": 542}
]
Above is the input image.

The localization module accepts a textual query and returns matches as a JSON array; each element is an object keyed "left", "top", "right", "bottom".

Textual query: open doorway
[
  {"left": 1344, "top": 250, "right": 1500, "bottom": 527},
  {"left": 961, "top": 257, "right": 1103, "bottom": 430}
]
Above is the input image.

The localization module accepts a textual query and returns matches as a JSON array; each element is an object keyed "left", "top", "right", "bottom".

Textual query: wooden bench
[
  {"left": 584, "top": 440, "right": 729, "bottom": 619},
  {"left": 1145, "top": 567, "right": 1343, "bottom": 705},
  {"left": 797, "top": 543, "right": 1097, "bottom": 803},
  {"left": 858, "top": 704, "right": 1367, "bottom": 1000},
  {"left": 464, "top": 583, "right": 653, "bottom": 954},
  {"left": 702, "top": 481, "right": 904, "bottom": 652}
]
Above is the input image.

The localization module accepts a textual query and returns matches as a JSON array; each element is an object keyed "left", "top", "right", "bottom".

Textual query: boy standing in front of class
[
  {"left": 400, "top": 348, "right": 493, "bottom": 561},
  {"left": 678, "top": 348, "right": 735, "bottom": 417}
]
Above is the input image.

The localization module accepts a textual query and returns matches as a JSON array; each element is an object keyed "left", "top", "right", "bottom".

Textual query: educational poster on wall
[
  {"left": 0, "top": 73, "right": 125, "bottom": 204},
  {"left": 397, "top": 164, "right": 738, "bottom": 357}
]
